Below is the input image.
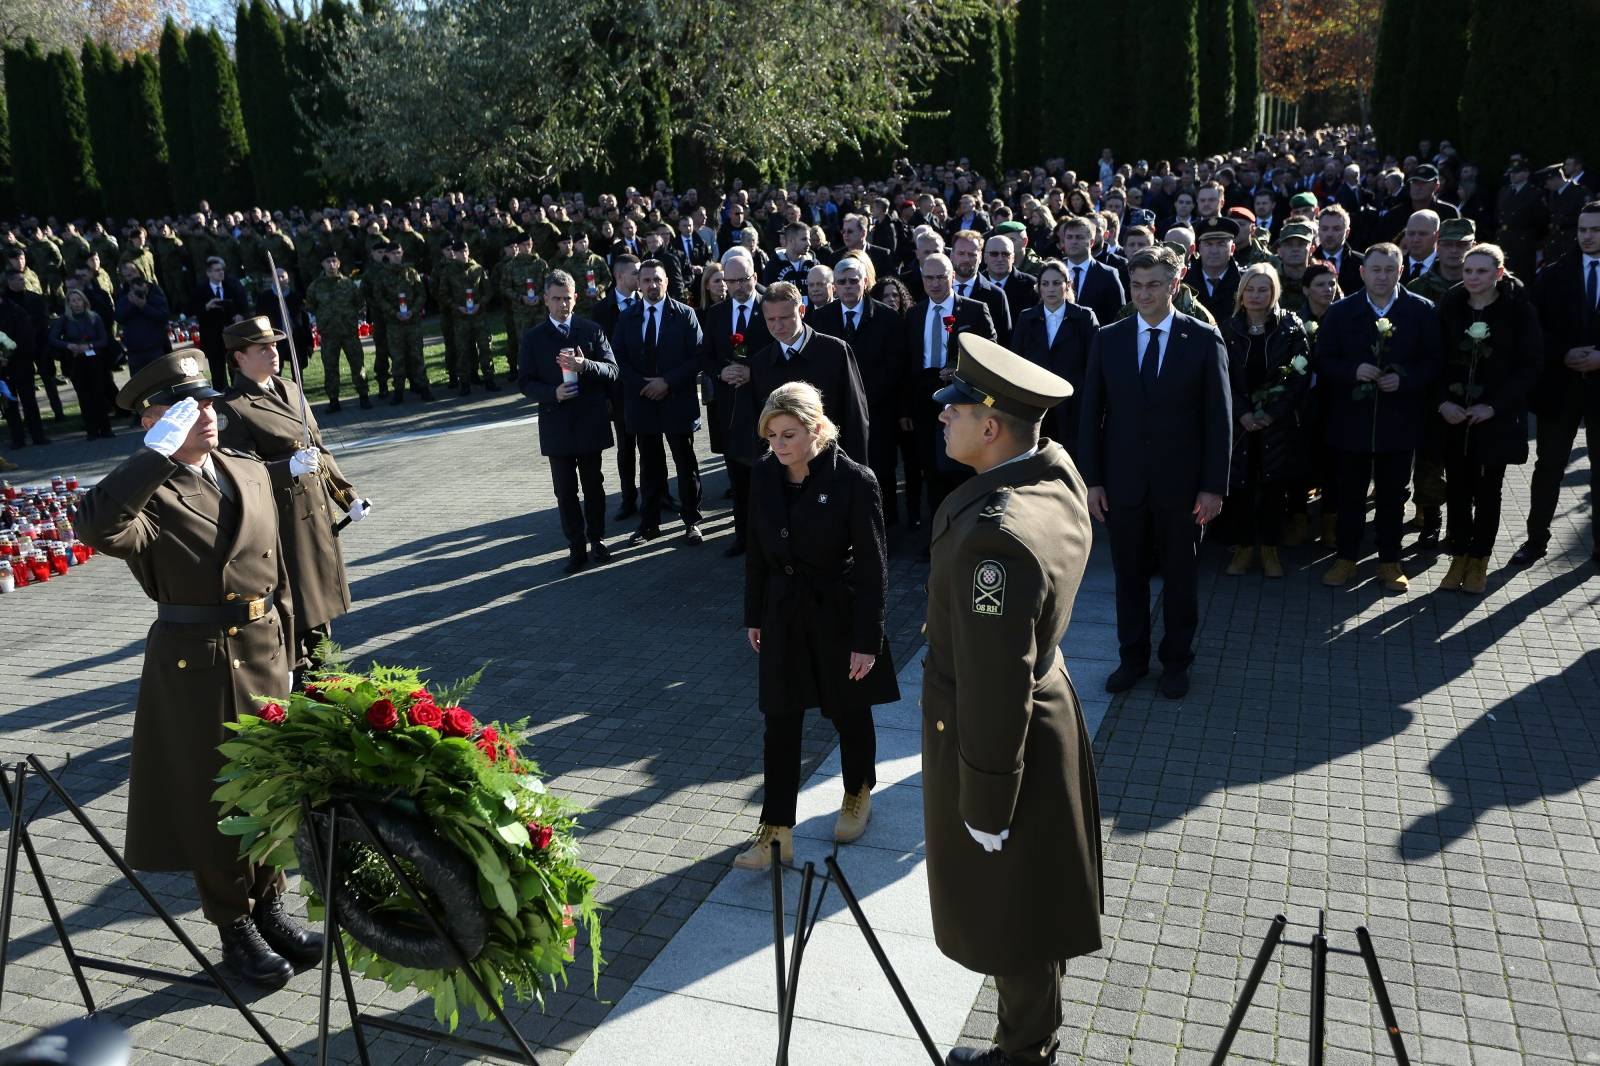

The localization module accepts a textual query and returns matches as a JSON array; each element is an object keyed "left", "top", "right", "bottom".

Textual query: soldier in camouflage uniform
[
  {"left": 118, "top": 227, "right": 159, "bottom": 288},
  {"left": 87, "top": 222, "right": 120, "bottom": 267},
  {"left": 1406, "top": 217, "right": 1473, "bottom": 305},
  {"left": 432, "top": 239, "right": 464, "bottom": 386},
  {"left": 3, "top": 247, "right": 43, "bottom": 297},
  {"left": 57, "top": 224, "right": 93, "bottom": 276},
  {"left": 439, "top": 238, "right": 499, "bottom": 393},
  {"left": 371, "top": 241, "right": 432, "bottom": 404},
  {"left": 361, "top": 239, "right": 394, "bottom": 398},
  {"left": 153, "top": 223, "right": 189, "bottom": 311},
  {"left": 260, "top": 221, "right": 297, "bottom": 290},
  {"left": 1271, "top": 221, "right": 1317, "bottom": 309},
  {"left": 496, "top": 231, "right": 547, "bottom": 375},
  {"left": 553, "top": 231, "right": 611, "bottom": 317},
  {"left": 304, "top": 249, "right": 371, "bottom": 412},
  {"left": 23, "top": 226, "right": 65, "bottom": 308}
]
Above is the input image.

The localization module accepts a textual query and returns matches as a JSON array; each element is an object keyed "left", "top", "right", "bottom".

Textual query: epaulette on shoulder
[
  {"left": 977, "top": 485, "right": 1013, "bottom": 522},
  {"left": 217, "top": 447, "right": 252, "bottom": 460}
]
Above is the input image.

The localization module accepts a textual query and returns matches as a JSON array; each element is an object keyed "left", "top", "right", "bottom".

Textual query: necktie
[
  {"left": 958, "top": 281, "right": 969, "bottom": 298},
  {"left": 735, "top": 303, "right": 748, "bottom": 335},
  {"left": 784, "top": 346, "right": 795, "bottom": 362},
  {"left": 928, "top": 305, "right": 945, "bottom": 368},
  {"left": 557, "top": 322, "right": 569, "bottom": 337},
  {"left": 1587, "top": 260, "right": 1598, "bottom": 321},
  {"left": 1140, "top": 327, "right": 1161, "bottom": 392},
  {"left": 213, "top": 283, "right": 222, "bottom": 299},
  {"left": 1408, "top": 261, "right": 1422, "bottom": 281},
  {"left": 643, "top": 305, "right": 658, "bottom": 372},
  {"left": 1074, "top": 266, "right": 1085, "bottom": 299},
  {"left": 845, "top": 309, "right": 857, "bottom": 338}
]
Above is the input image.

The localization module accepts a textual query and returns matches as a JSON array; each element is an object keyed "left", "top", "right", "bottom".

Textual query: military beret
[
  {"left": 1277, "top": 221, "right": 1317, "bottom": 243},
  {"left": 1409, "top": 163, "right": 1440, "bottom": 183},
  {"left": 1507, "top": 159, "right": 1532, "bottom": 174},
  {"left": 1533, "top": 164, "right": 1564, "bottom": 182},
  {"left": 116, "top": 348, "right": 224, "bottom": 411},
  {"left": 502, "top": 229, "right": 526, "bottom": 248},
  {"left": 1289, "top": 192, "right": 1318, "bottom": 208},
  {"left": 933, "top": 334, "right": 1072, "bottom": 419},
  {"left": 1438, "top": 218, "right": 1477, "bottom": 242},
  {"left": 1195, "top": 217, "right": 1240, "bottom": 241},
  {"left": 557, "top": 230, "right": 577, "bottom": 241},
  {"left": 223, "top": 315, "right": 288, "bottom": 351},
  {"left": 1226, "top": 206, "right": 1257, "bottom": 224},
  {"left": 447, "top": 238, "right": 469, "bottom": 252},
  {"left": 320, "top": 248, "right": 341, "bottom": 262},
  {"left": 991, "top": 220, "right": 1026, "bottom": 236},
  {"left": 371, "top": 238, "right": 395, "bottom": 251}
]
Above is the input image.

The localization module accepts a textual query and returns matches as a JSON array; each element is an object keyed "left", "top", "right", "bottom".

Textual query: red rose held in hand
[
  {"left": 943, "top": 315, "right": 956, "bottom": 331},
  {"left": 366, "top": 699, "right": 399, "bottom": 731},
  {"left": 409, "top": 698, "right": 442, "bottom": 730},
  {"left": 730, "top": 332, "right": 745, "bottom": 346},
  {"left": 439, "top": 706, "right": 475, "bottom": 738},
  {"left": 528, "top": 823, "right": 554, "bottom": 850},
  {"left": 260, "top": 702, "right": 286, "bottom": 725}
]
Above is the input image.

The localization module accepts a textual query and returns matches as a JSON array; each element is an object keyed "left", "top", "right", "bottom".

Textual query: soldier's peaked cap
[
  {"left": 933, "top": 334, "right": 1072, "bottom": 420},
  {"left": 116, "top": 348, "right": 224, "bottom": 411}
]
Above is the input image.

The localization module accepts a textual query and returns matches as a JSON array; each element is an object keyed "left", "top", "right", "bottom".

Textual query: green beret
[{"left": 1289, "top": 192, "right": 1318, "bottom": 209}]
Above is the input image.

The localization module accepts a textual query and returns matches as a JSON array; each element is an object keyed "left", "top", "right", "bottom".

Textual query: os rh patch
[{"left": 972, "top": 559, "right": 1006, "bottom": 616}]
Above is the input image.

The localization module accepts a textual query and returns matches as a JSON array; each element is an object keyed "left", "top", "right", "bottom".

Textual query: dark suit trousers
[
  {"left": 866, "top": 399, "right": 901, "bottom": 522},
  {"left": 761, "top": 708, "right": 876, "bottom": 827},
  {"left": 194, "top": 860, "right": 286, "bottom": 926},
  {"left": 1336, "top": 449, "right": 1413, "bottom": 562},
  {"left": 993, "top": 960, "right": 1065, "bottom": 1061},
  {"left": 638, "top": 431, "right": 701, "bottom": 529},
  {"left": 1107, "top": 500, "right": 1202, "bottom": 668},
  {"left": 611, "top": 412, "right": 638, "bottom": 507},
  {"left": 914, "top": 369, "right": 961, "bottom": 515},
  {"left": 549, "top": 451, "right": 607, "bottom": 549},
  {"left": 3, "top": 356, "right": 47, "bottom": 445},
  {"left": 727, "top": 458, "right": 752, "bottom": 544},
  {"left": 1527, "top": 388, "right": 1599, "bottom": 544}
]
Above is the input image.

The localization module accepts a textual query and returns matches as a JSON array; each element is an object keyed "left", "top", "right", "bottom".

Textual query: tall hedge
[
  {"left": 123, "top": 54, "right": 173, "bottom": 216},
  {"left": 1007, "top": 0, "right": 1043, "bottom": 168},
  {"left": 1395, "top": 1, "right": 1467, "bottom": 155},
  {"left": 80, "top": 42, "right": 123, "bottom": 214},
  {"left": 42, "top": 48, "right": 103, "bottom": 217},
  {"left": 1370, "top": 0, "right": 1409, "bottom": 150},
  {"left": 237, "top": 0, "right": 298, "bottom": 206},
  {"left": 1196, "top": 0, "right": 1236, "bottom": 153},
  {"left": 1459, "top": 0, "right": 1563, "bottom": 185},
  {"left": 187, "top": 26, "right": 253, "bottom": 207},
  {"left": 948, "top": 7, "right": 1005, "bottom": 178},
  {"left": 159, "top": 21, "right": 198, "bottom": 211},
  {"left": 1231, "top": 0, "right": 1259, "bottom": 144},
  {"left": 1135, "top": 0, "right": 1199, "bottom": 162},
  {"left": 0, "top": 86, "right": 13, "bottom": 216}
]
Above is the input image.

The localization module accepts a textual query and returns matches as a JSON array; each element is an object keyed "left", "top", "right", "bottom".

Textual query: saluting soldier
[
  {"left": 440, "top": 238, "right": 499, "bottom": 394},
  {"left": 923, "top": 335, "right": 1102, "bottom": 1066},
  {"left": 304, "top": 250, "right": 371, "bottom": 411},
  {"left": 75, "top": 351, "right": 323, "bottom": 988},
  {"left": 217, "top": 316, "right": 370, "bottom": 672}
]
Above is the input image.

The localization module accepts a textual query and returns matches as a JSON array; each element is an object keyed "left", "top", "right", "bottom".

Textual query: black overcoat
[
  {"left": 1427, "top": 278, "right": 1544, "bottom": 465},
  {"left": 1221, "top": 309, "right": 1313, "bottom": 487}
]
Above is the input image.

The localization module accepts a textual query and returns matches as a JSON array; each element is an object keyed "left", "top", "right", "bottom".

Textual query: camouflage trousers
[
  {"left": 385, "top": 315, "right": 426, "bottom": 391},
  {"left": 452, "top": 313, "right": 496, "bottom": 382},
  {"left": 369, "top": 314, "right": 392, "bottom": 391},
  {"left": 440, "top": 309, "right": 459, "bottom": 380},
  {"left": 319, "top": 328, "right": 368, "bottom": 400}
]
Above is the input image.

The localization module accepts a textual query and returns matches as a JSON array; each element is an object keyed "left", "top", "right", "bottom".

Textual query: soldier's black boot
[
  {"left": 218, "top": 915, "right": 293, "bottom": 988},
  {"left": 253, "top": 895, "right": 324, "bottom": 969},
  {"left": 1416, "top": 506, "right": 1443, "bottom": 549},
  {"left": 359, "top": 393, "right": 373, "bottom": 410},
  {"left": 325, "top": 397, "right": 341, "bottom": 415},
  {"left": 484, "top": 376, "right": 500, "bottom": 392},
  {"left": 946, "top": 1047, "right": 1055, "bottom": 1065},
  {"left": 390, "top": 389, "right": 405, "bottom": 406}
]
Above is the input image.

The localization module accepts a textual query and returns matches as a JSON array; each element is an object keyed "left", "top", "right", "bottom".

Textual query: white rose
[
  {"left": 1465, "top": 321, "right": 1490, "bottom": 341},
  {"left": 0, "top": 331, "right": 15, "bottom": 352},
  {"left": 1291, "top": 354, "right": 1309, "bottom": 373},
  {"left": 1374, "top": 317, "right": 1393, "bottom": 337}
]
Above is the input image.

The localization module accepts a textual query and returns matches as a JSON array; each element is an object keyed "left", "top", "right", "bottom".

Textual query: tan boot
[
  {"left": 1322, "top": 558, "right": 1358, "bottom": 587},
  {"left": 834, "top": 785, "right": 872, "bottom": 843},
  {"left": 1283, "top": 513, "right": 1309, "bottom": 546},
  {"left": 1437, "top": 556, "right": 1468, "bottom": 591},
  {"left": 1320, "top": 514, "right": 1339, "bottom": 550},
  {"left": 1225, "top": 546, "right": 1254, "bottom": 576},
  {"left": 732, "top": 824, "right": 793, "bottom": 870},
  {"left": 1461, "top": 556, "right": 1489, "bottom": 595},
  {"left": 1377, "top": 562, "right": 1409, "bottom": 592},
  {"left": 1260, "top": 546, "right": 1284, "bottom": 578}
]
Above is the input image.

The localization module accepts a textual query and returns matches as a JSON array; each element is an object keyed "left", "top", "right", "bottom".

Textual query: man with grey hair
[
  {"left": 1402, "top": 208, "right": 1440, "bottom": 284},
  {"left": 896, "top": 228, "right": 946, "bottom": 301},
  {"left": 702, "top": 247, "right": 772, "bottom": 555},
  {"left": 805, "top": 263, "right": 834, "bottom": 309}
]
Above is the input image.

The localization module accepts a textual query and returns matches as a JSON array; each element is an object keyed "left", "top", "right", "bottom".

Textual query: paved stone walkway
[{"left": 2, "top": 384, "right": 1598, "bottom": 1065}]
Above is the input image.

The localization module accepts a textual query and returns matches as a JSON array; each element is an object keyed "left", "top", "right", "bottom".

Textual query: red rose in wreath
[
  {"left": 366, "top": 699, "right": 399, "bottom": 731},
  {"left": 477, "top": 738, "right": 499, "bottom": 762},
  {"left": 409, "top": 698, "right": 443, "bottom": 731},
  {"left": 260, "top": 702, "right": 286, "bottom": 725},
  {"left": 527, "top": 822, "right": 554, "bottom": 850},
  {"left": 440, "top": 706, "right": 476, "bottom": 738}
]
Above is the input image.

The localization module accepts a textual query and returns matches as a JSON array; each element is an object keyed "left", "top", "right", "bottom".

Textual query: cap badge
[{"left": 178, "top": 356, "right": 200, "bottom": 376}]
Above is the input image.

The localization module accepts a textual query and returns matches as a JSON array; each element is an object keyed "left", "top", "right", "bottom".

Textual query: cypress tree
[
  {"left": 4, "top": 45, "right": 43, "bottom": 213},
  {"left": 1459, "top": 0, "right": 1560, "bottom": 184},
  {"left": 1396, "top": 1, "right": 1467, "bottom": 155},
  {"left": 1231, "top": 0, "right": 1259, "bottom": 145},
  {"left": 238, "top": 0, "right": 295, "bottom": 205},
  {"left": 1007, "top": 0, "right": 1043, "bottom": 169},
  {"left": 80, "top": 41, "right": 124, "bottom": 216},
  {"left": 42, "top": 48, "right": 102, "bottom": 218},
  {"left": 0, "top": 86, "right": 13, "bottom": 217},
  {"left": 160, "top": 19, "right": 198, "bottom": 212},
  {"left": 187, "top": 26, "right": 253, "bottom": 207},
  {"left": 281, "top": 14, "right": 326, "bottom": 206},
  {"left": 1136, "top": 0, "right": 1199, "bottom": 162},
  {"left": 948, "top": 8, "right": 1004, "bottom": 178},
  {"left": 123, "top": 55, "right": 173, "bottom": 216},
  {"left": 1370, "top": 0, "right": 1409, "bottom": 150},
  {"left": 1196, "top": 0, "right": 1235, "bottom": 153}
]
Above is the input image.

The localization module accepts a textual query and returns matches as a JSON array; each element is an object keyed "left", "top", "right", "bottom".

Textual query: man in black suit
[
  {"left": 810, "top": 256, "right": 906, "bottom": 523},
  {"left": 983, "top": 235, "right": 1039, "bottom": 341},
  {"left": 1078, "top": 247, "right": 1232, "bottom": 700},
  {"left": 1013, "top": 259, "right": 1097, "bottom": 456},
  {"left": 702, "top": 249, "right": 772, "bottom": 556},
  {"left": 608, "top": 217, "right": 644, "bottom": 264},
  {"left": 611, "top": 259, "right": 706, "bottom": 544},
  {"left": 1313, "top": 206, "right": 1364, "bottom": 295},
  {"left": 834, "top": 213, "right": 894, "bottom": 280},
  {"left": 893, "top": 228, "right": 945, "bottom": 302},
  {"left": 1191, "top": 217, "right": 1242, "bottom": 323},
  {"left": 643, "top": 224, "right": 690, "bottom": 304},
  {"left": 1517, "top": 202, "right": 1600, "bottom": 567},
  {"left": 1333, "top": 164, "right": 1369, "bottom": 218},
  {"left": 746, "top": 281, "right": 871, "bottom": 462},
  {"left": 193, "top": 256, "right": 251, "bottom": 386},
  {"left": 946, "top": 194, "right": 991, "bottom": 240},
  {"left": 672, "top": 214, "right": 711, "bottom": 293},
  {"left": 518, "top": 271, "right": 620, "bottom": 573},
  {"left": 593, "top": 253, "right": 641, "bottom": 520},
  {"left": 1055, "top": 216, "right": 1126, "bottom": 327},
  {"left": 905, "top": 252, "right": 998, "bottom": 522},
  {"left": 950, "top": 230, "right": 1014, "bottom": 347}
]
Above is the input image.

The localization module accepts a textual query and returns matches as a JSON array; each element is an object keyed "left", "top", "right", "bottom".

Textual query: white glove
[
  {"left": 288, "top": 447, "right": 320, "bottom": 478},
  {"left": 966, "top": 823, "right": 1009, "bottom": 853},
  {"left": 144, "top": 397, "right": 201, "bottom": 458},
  {"left": 347, "top": 498, "right": 373, "bottom": 523}
]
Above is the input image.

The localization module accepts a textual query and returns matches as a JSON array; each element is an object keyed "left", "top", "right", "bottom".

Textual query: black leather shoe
[
  {"left": 1511, "top": 540, "right": 1547, "bottom": 565},
  {"left": 628, "top": 528, "right": 660, "bottom": 547},
  {"left": 723, "top": 540, "right": 746, "bottom": 558},
  {"left": 219, "top": 915, "right": 293, "bottom": 988},
  {"left": 589, "top": 541, "right": 612, "bottom": 564},
  {"left": 359, "top": 395, "right": 373, "bottom": 410},
  {"left": 615, "top": 502, "right": 638, "bottom": 521},
  {"left": 946, "top": 1046, "right": 1054, "bottom": 1065},
  {"left": 565, "top": 549, "right": 587, "bottom": 574},
  {"left": 390, "top": 391, "right": 404, "bottom": 406},
  {"left": 325, "top": 399, "right": 341, "bottom": 415},
  {"left": 458, "top": 383, "right": 471, "bottom": 398},
  {"left": 685, "top": 524, "right": 704, "bottom": 544},
  {"left": 1159, "top": 667, "right": 1190, "bottom": 700},
  {"left": 485, "top": 379, "right": 500, "bottom": 392},
  {"left": 252, "top": 895, "right": 323, "bottom": 969},
  {"left": 1105, "top": 663, "right": 1148, "bottom": 693}
]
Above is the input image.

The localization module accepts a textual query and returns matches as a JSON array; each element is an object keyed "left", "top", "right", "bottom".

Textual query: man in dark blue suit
[
  {"left": 519, "top": 270, "right": 620, "bottom": 573},
  {"left": 1055, "top": 216, "right": 1126, "bottom": 328},
  {"left": 612, "top": 258, "right": 707, "bottom": 545},
  {"left": 1317, "top": 243, "right": 1442, "bottom": 591},
  {"left": 1013, "top": 259, "right": 1098, "bottom": 457},
  {"left": 702, "top": 248, "right": 772, "bottom": 556},
  {"left": 1078, "top": 247, "right": 1232, "bottom": 700}
]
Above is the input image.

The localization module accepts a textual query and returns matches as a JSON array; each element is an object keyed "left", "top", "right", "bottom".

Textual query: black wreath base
[{"left": 293, "top": 800, "right": 491, "bottom": 970}]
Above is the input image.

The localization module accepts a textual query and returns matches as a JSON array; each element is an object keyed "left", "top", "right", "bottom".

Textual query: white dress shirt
[
  {"left": 1043, "top": 303, "right": 1066, "bottom": 348},
  {"left": 925, "top": 300, "right": 951, "bottom": 368}
]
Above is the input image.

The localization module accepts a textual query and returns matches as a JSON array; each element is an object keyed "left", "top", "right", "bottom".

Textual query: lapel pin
[{"left": 818, "top": 494, "right": 828, "bottom": 503}]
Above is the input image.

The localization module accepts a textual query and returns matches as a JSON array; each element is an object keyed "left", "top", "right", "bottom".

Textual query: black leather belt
[{"left": 157, "top": 594, "right": 275, "bottom": 625}]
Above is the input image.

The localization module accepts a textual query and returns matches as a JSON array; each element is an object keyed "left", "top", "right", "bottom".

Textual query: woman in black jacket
[
  {"left": 737, "top": 381, "right": 899, "bottom": 870},
  {"left": 1430, "top": 245, "right": 1543, "bottom": 594},
  {"left": 1221, "top": 264, "right": 1312, "bottom": 578},
  {"left": 48, "top": 288, "right": 114, "bottom": 438},
  {"left": 1300, "top": 261, "right": 1343, "bottom": 549}
]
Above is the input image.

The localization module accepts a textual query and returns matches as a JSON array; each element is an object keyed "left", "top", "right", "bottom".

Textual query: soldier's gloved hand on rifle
[
  {"left": 142, "top": 397, "right": 200, "bottom": 458},
  {"left": 966, "top": 823, "right": 1009, "bottom": 853},
  {"left": 288, "top": 448, "right": 320, "bottom": 478},
  {"left": 347, "top": 498, "right": 374, "bottom": 524}
]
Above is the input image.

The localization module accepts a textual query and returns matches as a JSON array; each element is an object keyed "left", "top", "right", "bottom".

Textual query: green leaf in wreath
[
  {"left": 218, "top": 815, "right": 263, "bottom": 837},
  {"left": 497, "top": 821, "right": 531, "bottom": 848}
]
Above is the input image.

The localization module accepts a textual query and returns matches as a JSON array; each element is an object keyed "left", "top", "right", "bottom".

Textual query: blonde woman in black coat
[{"left": 736, "top": 381, "right": 899, "bottom": 869}]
